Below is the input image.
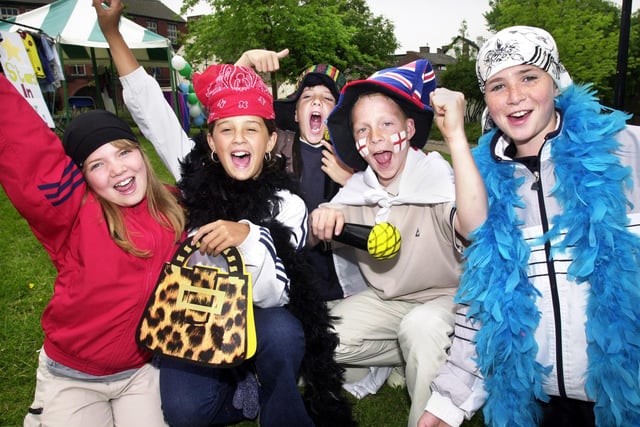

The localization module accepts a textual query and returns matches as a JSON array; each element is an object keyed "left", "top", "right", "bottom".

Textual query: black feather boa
[{"left": 178, "top": 141, "right": 356, "bottom": 427}]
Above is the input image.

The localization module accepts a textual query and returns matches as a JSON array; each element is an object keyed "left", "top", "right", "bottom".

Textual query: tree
[
  {"left": 439, "top": 56, "right": 484, "bottom": 123},
  {"left": 178, "top": 0, "right": 398, "bottom": 93},
  {"left": 439, "top": 21, "right": 484, "bottom": 125},
  {"left": 337, "top": 0, "right": 399, "bottom": 78},
  {"left": 484, "top": 0, "right": 625, "bottom": 105}
]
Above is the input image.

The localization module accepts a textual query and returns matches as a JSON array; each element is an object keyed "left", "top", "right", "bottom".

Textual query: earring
[
  {"left": 264, "top": 151, "right": 272, "bottom": 162},
  {"left": 210, "top": 151, "right": 220, "bottom": 163}
]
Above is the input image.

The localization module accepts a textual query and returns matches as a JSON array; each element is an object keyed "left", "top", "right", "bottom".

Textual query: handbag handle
[{"left": 173, "top": 240, "right": 244, "bottom": 273}]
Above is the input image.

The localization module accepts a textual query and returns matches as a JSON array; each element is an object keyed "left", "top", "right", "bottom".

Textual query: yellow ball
[{"left": 367, "top": 222, "right": 401, "bottom": 260}]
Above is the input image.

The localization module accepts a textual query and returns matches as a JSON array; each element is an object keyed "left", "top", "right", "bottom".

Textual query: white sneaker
[
  {"left": 342, "top": 366, "right": 393, "bottom": 399},
  {"left": 386, "top": 366, "right": 406, "bottom": 389}
]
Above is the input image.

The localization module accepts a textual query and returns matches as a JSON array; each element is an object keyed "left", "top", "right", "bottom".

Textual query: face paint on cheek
[
  {"left": 390, "top": 130, "right": 408, "bottom": 153},
  {"left": 356, "top": 137, "right": 369, "bottom": 158}
]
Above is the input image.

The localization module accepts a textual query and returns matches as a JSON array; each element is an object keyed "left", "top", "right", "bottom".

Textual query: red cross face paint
[
  {"left": 390, "top": 130, "right": 408, "bottom": 153},
  {"left": 356, "top": 130, "right": 407, "bottom": 159}
]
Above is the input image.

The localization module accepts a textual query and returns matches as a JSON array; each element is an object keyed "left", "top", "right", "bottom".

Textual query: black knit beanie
[{"left": 62, "top": 110, "right": 138, "bottom": 167}]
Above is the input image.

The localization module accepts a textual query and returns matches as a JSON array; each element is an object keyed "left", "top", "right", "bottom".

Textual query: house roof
[
  {"left": 4, "top": 0, "right": 185, "bottom": 23},
  {"left": 422, "top": 52, "right": 457, "bottom": 65},
  {"left": 124, "top": 0, "right": 186, "bottom": 23},
  {"left": 441, "top": 36, "right": 480, "bottom": 56},
  {"left": 394, "top": 49, "right": 456, "bottom": 67},
  {"left": 6, "top": 0, "right": 46, "bottom": 5}
]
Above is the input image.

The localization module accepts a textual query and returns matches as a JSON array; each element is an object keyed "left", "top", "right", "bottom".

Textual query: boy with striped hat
[{"left": 309, "top": 59, "right": 486, "bottom": 427}]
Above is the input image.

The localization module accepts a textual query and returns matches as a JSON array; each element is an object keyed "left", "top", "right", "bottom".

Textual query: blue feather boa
[{"left": 457, "top": 84, "right": 640, "bottom": 426}]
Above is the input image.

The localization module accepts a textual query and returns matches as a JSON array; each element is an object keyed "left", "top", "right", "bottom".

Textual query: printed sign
[{"left": 0, "top": 31, "right": 54, "bottom": 127}]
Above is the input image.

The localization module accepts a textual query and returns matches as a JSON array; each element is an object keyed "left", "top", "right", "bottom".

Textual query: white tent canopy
[
  {"left": 0, "top": 0, "right": 173, "bottom": 67},
  {"left": 0, "top": 0, "right": 179, "bottom": 124}
]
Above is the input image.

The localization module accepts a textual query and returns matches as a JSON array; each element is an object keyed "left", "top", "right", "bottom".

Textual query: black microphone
[{"left": 332, "top": 222, "right": 401, "bottom": 260}]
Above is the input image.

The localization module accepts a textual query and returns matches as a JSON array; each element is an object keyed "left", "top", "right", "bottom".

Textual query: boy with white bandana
[
  {"left": 309, "top": 59, "right": 486, "bottom": 427},
  {"left": 421, "top": 26, "right": 640, "bottom": 427}
]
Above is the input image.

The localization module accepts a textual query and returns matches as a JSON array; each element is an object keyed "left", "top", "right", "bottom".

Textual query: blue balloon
[
  {"left": 178, "top": 81, "right": 190, "bottom": 94},
  {"left": 193, "top": 115, "right": 205, "bottom": 127}
]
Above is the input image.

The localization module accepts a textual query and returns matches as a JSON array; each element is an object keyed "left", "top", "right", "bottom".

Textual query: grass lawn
[{"left": 0, "top": 128, "right": 484, "bottom": 426}]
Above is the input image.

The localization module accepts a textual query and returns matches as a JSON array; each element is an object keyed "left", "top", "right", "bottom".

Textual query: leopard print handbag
[{"left": 136, "top": 241, "right": 257, "bottom": 367}]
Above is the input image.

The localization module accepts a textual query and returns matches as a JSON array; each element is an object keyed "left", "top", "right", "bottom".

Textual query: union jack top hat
[{"left": 327, "top": 59, "right": 437, "bottom": 171}]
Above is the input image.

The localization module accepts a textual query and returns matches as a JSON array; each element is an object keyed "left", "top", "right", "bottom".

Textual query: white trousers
[
  {"left": 23, "top": 349, "right": 168, "bottom": 427},
  {"left": 330, "top": 288, "right": 456, "bottom": 427}
]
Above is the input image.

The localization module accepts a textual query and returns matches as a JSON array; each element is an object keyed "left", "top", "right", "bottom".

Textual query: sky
[
  {"left": 365, "top": 0, "right": 493, "bottom": 52},
  {"left": 160, "top": 0, "right": 638, "bottom": 54},
  {"left": 160, "top": 0, "right": 493, "bottom": 53},
  {"left": 358, "top": 0, "right": 638, "bottom": 53}
]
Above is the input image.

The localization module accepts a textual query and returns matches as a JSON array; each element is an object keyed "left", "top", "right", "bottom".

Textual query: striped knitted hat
[{"left": 274, "top": 64, "right": 346, "bottom": 131}]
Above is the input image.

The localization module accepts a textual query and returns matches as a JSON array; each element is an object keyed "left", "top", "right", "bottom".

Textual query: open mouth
[
  {"left": 309, "top": 112, "right": 323, "bottom": 133},
  {"left": 373, "top": 151, "right": 392, "bottom": 166},
  {"left": 509, "top": 110, "right": 530, "bottom": 120},
  {"left": 114, "top": 177, "right": 135, "bottom": 193},
  {"left": 231, "top": 151, "right": 251, "bottom": 168}
]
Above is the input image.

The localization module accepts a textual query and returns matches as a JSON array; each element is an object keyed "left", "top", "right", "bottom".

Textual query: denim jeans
[{"left": 159, "top": 306, "right": 313, "bottom": 427}]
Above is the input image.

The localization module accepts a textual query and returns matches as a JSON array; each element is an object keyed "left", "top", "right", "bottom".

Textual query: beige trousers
[
  {"left": 331, "top": 288, "right": 456, "bottom": 427},
  {"left": 23, "top": 349, "right": 168, "bottom": 427}
]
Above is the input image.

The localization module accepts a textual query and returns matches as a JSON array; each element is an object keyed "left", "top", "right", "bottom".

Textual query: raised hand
[
  {"left": 93, "top": 0, "right": 123, "bottom": 37},
  {"left": 320, "top": 139, "right": 353, "bottom": 186},
  {"left": 429, "top": 87, "right": 467, "bottom": 147},
  {"left": 235, "top": 49, "right": 290, "bottom": 73}
]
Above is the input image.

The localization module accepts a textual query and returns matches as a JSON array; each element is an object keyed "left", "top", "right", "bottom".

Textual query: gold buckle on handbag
[{"left": 176, "top": 285, "right": 225, "bottom": 315}]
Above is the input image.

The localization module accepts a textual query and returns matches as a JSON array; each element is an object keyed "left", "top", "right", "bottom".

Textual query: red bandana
[{"left": 193, "top": 64, "right": 275, "bottom": 124}]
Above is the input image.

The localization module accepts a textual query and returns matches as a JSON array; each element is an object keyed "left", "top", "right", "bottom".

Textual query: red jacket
[{"left": 0, "top": 75, "right": 181, "bottom": 375}]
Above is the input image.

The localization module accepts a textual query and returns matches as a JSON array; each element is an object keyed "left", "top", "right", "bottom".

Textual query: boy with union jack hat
[{"left": 309, "top": 59, "right": 486, "bottom": 427}]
